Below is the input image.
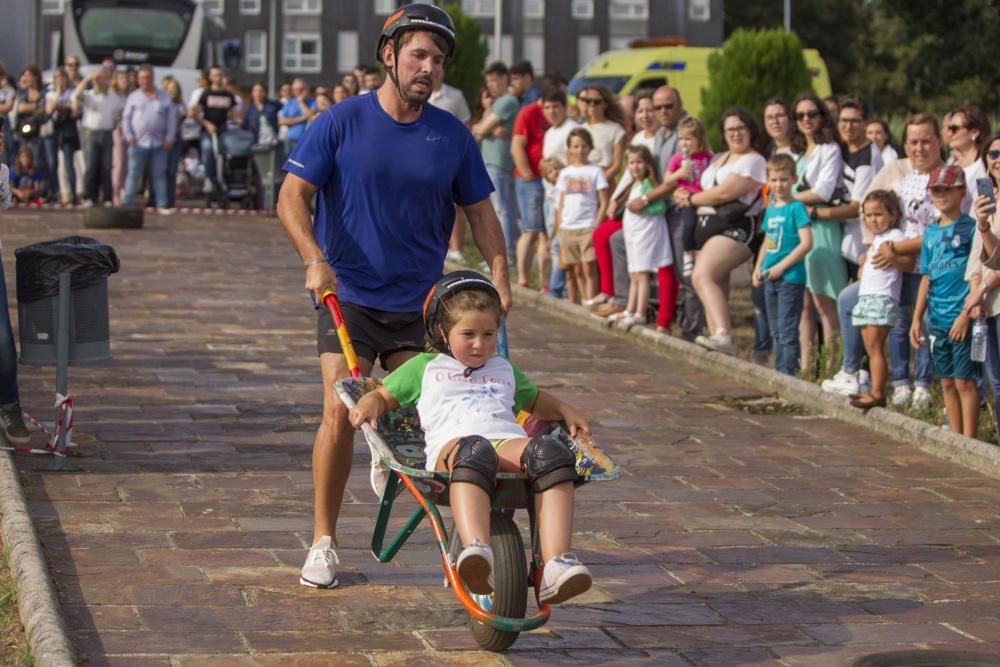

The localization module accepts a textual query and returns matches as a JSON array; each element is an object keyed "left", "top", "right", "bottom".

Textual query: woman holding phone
[{"left": 968, "top": 132, "right": 1000, "bottom": 438}]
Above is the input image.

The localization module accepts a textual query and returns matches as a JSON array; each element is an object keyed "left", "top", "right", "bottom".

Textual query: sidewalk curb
[
  {"left": 0, "top": 453, "right": 75, "bottom": 667},
  {"left": 510, "top": 285, "right": 1000, "bottom": 478}
]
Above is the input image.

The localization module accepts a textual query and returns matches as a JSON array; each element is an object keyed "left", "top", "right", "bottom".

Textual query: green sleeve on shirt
[
  {"left": 510, "top": 361, "right": 539, "bottom": 413},
  {"left": 493, "top": 95, "right": 520, "bottom": 122},
  {"left": 382, "top": 353, "right": 436, "bottom": 407}
]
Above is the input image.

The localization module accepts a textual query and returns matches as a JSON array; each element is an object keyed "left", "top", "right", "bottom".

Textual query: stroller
[{"left": 209, "top": 129, "right": 258, "bottom": 209}]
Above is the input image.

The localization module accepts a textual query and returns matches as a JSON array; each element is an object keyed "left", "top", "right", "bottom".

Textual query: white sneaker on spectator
[
  {"left": 539, "top": 553, "right": 592, "bottom": 605},
  {"left": 890, "top": 385, "right": 912, "bottom": 408},
  {"left": 821, "top": 370, "right": 859, "bottom": 396},
  {"left": 695, "top": 331, "right": 735, "bottom": 356},
  {"left": 583, "top": 293, "right": 611, "bottom": 308},
  {"left": 81, "top": 199, "right": 94, "bottom": 209},
  {"left": 606, "top": 311, "right": 628, "bottom": 327},
  {"left": 911, "top": 386, "right": 932, "bottom": 410},
  {"left": 445, "top": 249, "right": 465, "bottom": 263},
  {"left": 616, "top": 312, "right": 645, "bottom": 330},
  {"left": 457, "top": 539, "right": 493, "bottom": 595},
  {"left": 299, "top": 536, "right": 339, "bottom": 589},
  {"left": 157, "top": 208, "right": 175, "bottom": 216}
]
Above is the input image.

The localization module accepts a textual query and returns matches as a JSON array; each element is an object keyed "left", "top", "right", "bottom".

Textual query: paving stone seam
[
  {"left": 0, "top": 453, "right": 75, "bottom": 666},
  {"left": 508, "top": 284, "right": 1000, "bottom": 479}
]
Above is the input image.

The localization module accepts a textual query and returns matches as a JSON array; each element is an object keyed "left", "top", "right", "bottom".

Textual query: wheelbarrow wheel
[{"left": 469, "top": 510, "right": 527, "bottom": 652}]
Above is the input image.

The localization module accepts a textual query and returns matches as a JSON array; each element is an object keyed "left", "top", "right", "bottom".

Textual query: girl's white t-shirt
[
  {"left": 556, "top": 164, "right": 608, "bottom": 230},
  {"left": 698, "top": 152, "right": 767, "bottom": 216},
  {"left": 859, "top": 228, "right": 907, "bottom": 300},
  {"left": 382, "top": 353, "right": 538, "bottom": 471},
  {"left": 542, "top": 119, "right": 580, "bottom": 164},
  {"left": 585, "top": 120, "right": 627, "bottom": 167}
]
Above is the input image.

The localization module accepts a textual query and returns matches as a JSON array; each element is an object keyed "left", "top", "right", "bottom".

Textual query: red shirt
[{"left": 512, "top": 102, "right": 550, "bottom": 179}]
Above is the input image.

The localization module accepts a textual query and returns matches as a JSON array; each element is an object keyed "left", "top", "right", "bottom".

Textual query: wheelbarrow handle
[{"left": 321, "top": 290, "right": 361, "bottom": 378}]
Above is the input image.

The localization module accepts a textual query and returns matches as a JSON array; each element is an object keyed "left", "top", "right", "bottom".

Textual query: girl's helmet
[
  {"left": 423, "top": 271, "right": 500, "bottom": 352},
  {"left": 376, "top": 3, "right": 457, "bottom": 63}
]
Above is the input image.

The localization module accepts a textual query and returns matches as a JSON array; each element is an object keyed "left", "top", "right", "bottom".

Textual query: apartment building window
[
  {"left": 522, "top": 36, "right": 544, "bottom": 73},
  {"left": 609, "top": 0, "right": 648, "bottom": 19},
  {"left": 245, "top": 31, "right": 267, "bottom": 72},
  {"left": 338, "top": 31, "right": 359, "bottom": 73},
  {"left": 484, "top": 35, "right": 513, "bottom": 65},
  {"left": 283, "top": 0, "right": 321, "bottom": 15},
  {"left": 240, "top": 0, "right": 261, "bottom": 15},
  {"left": 689, "top": 0, "right": 711, "bottom": 21},
  {"left": 571, "top": 0, "right": 594, "bottom": 19},
  {"left": 524, "top": 0, "right": 544, "bottom": 18},
  {"left": 202, "top": 0, "right": 225, "bottom": 16},
  {"left": 374, "top": 0, "right": 397, "bottom": 14},
  {"left": 284, "top": 33, "right": 321, "bottom": 72},
  {"left": 42, "top": 0, "right": 65, "bottom": 15},
  {"left": 578, "top": 35, "right": 600, "bottom": 69},
  {"left": 462, "top": 0, "right": 495, "bottom": 18}
]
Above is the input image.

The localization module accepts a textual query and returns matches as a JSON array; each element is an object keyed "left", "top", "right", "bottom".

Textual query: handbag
[{"left": 18, "top": 114, "right": 43, "bottom": 140}]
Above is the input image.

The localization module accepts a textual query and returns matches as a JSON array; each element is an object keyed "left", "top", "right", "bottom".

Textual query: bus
[{"left": 59, "top": 0, "right": 223, "bottom": 95}]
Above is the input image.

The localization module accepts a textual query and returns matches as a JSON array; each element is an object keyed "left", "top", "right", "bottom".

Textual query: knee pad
[
  {"left": 520, "top": 435, "right": 578, "bottom": 493},
  {"left": 450, "top": 435, "right": 498, "bottom": 496}
]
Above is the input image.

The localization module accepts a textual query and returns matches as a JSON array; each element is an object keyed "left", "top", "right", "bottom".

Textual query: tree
[
  {"left": 441, "top": 3, "right": 489, "bottom": 111},
  {"left": 700, "top": 29, "right": 813, "bottom": 149}
]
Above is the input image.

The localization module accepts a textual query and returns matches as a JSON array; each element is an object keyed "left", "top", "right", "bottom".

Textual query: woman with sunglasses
[
  {"left": 44, "top": 67, "right": 82, "bottom": 205},
  {"left": 945, "top": 105, "right": 990, "bottom": 187},
  {"left": 792, "top": 92, "right": 847, "bottom": 376},
  {"left": 967, "top": 133, "right": 1000, "bottom": 439},
  {"left": 672, "top": 106, "right": 767, "bottom": 355}
]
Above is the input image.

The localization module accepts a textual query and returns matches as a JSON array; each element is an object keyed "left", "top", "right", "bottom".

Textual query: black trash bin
[{"left": 15, "top": 236, "right": 120, "bottom": 365}]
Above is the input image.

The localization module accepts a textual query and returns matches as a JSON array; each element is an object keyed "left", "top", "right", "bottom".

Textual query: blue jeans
[
  {"left": 764, "top": 280, "right": 806, "bottom": 375},
  {"left": 0, "top": 252, "right": 19, "bottom": 406},
  {"left": 890, "top": 272, "right": 932, "bottom": 388},
  {"left": 202, "top": 132, "right": 222, "bottom": 189},
  {"left": 837, "top": 281, "right": 863, "bottom": 373},
  {"left": 544, "top": 199, "right": 566, "bottom": 297},
  {"left": 514, "top": 177, "right": 545, "bottom": 232},
  {"left": 982, "top": 315, "right": 1000, "bottom": 435},
  {"left": 751, "top": 282, "right": 772, "bottom": 355},
  {"left": 165, "top": 139, "right": 184, "bottom": 207},
  {"left": 486, "top": 164, "right": 518, "bottom": 257},
  {"left": 43, "top": 136, "right": 60, "bottom": 198},
  {"left": 122, "top": 144, "right": 168, "bottom": 208}
]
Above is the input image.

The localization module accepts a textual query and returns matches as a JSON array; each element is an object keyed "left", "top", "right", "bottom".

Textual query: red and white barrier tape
[
  {"left": 12, "top": 202, "right": 275, "bottom": 217},
  {"left": 5, "top": 393, "right": 77, "bottom": 457}
]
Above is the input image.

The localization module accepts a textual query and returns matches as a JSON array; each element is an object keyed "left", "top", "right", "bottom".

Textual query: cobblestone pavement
[{"left": 3, "top": 209, "right": 1000, "bottom": 666}]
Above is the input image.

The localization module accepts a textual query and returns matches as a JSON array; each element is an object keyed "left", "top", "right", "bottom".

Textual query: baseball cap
[{"left": 926, "top": 164, "right": 966, "bottom": 190}]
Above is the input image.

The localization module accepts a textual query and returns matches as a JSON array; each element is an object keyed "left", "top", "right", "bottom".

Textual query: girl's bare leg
[
  {"left": 635, "top": 272, "right": 650, "bottom": 319},
  {"left": 862, "top": 326, "right": 889, "bottom": 399},
  {"left": 583, "top": 261, "right": 599, "bottom": 300},
  {"left": 438, "top": 440, "right": 491, "bottom": 547}
]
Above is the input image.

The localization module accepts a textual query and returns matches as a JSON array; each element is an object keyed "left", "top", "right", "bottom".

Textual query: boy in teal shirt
[
  {"left": 910, "top": 165, "right": 978, "bottom": 436},
  {"left": 752, "top": 154, "right": 814, "bottom": 375}
]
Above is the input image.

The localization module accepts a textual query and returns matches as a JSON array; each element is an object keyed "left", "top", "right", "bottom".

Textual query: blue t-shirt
[
  {"left": 760, "top": 200, "right": 811, "bottom": 285},
  {"left": 280, "top": 97, "right": 317, "bottom": 141},
  {"left": 283, "top": 93, "right": 494, "bottom": 312},
  {"left": 919, "top": 214, "right": 975, "bottom": 330}
]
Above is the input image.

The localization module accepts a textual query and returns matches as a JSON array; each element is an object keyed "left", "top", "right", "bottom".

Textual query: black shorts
[
  {"left": 317, "top": 301, "right": 425, "bottom": 370},
  {"left": 693, "top": 214, "right": 756, "bottom": 251}
]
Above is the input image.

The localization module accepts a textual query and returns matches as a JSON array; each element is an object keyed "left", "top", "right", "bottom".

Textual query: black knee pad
[
  {"left": 520, "top": 435, "right": 578, "bottom": 493},
  {"left": 450, "top": 435, "right": 498, "bottom": 495}
]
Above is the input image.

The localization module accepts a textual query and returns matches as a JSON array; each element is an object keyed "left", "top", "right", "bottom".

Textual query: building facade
[{"left": 27, "top": 0, "right": 723, "bottom": 88}]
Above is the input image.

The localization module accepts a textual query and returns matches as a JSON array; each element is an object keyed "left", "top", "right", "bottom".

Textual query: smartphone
[{"left": 977, "top": 177, "right": 996, "bottom": 213}]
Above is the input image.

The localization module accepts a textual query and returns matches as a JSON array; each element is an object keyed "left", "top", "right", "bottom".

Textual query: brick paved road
[{"left": 3, "top": 209, "right": 1000, "bottom": 666}]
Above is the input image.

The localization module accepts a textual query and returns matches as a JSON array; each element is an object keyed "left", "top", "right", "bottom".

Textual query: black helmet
[
  {"left": 423, "top": 271, "right": 500, "bottom": 352},
  {"left": 376, "top": 3, "right": 457, "bottom": 64}
]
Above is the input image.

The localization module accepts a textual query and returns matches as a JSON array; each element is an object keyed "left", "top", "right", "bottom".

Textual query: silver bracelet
[{"left": 304, "top": 258, "right": 329, "bottom": 269}]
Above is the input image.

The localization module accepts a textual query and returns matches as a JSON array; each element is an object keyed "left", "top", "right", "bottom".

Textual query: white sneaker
[
  {"left": 911, "top": 386, "right": 932, "bottom": 410},
  {"left": 157, "top": 207, "right": 176, "bottom": 216},
  {"left": 616, "top": 312, "right": 646, "bottom": 330},
  {"left": 457, "top": 539, "right": 493, "bottom": 595},
  {"left": 890, "top": 385, "right": 912, "bottom": 408},
  {"left": 299, "top": 536, "right": 339, "bottom": 589},
  {"left": 821, "top": 370, "right": 860, "bottom": 396},
  {"left": 583, "top": 293, "right": 611, "bottom": 308},
  {"left": 694, "top": 331, "right": 735, "bottom": 356},
  {"left": 605, "top": 311, "right": 628, "bottom": 327},
  {"left": 682, "top": 255, "right": 695, "bottom": 278},
  {"left": 539, "top": 553, "right": 592, "bottom": 605},
  {"left": 446, "top": 249, "right": 465, "bottom": 263},
  {"left": 858, "top": 370, "right": 872, "bottom": 395}
]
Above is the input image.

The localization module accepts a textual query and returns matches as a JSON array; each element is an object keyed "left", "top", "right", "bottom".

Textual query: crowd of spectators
[{"left": 0, "top": 58, "right": 384, "bottom": 211}]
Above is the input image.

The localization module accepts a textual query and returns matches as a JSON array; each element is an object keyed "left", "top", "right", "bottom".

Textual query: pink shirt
[{"left": 666, "top": 151, "right": 712, "bottom": 194}]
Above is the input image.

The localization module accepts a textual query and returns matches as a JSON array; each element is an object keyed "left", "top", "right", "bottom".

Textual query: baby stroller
[{"left": 209, "top": 129, "right": 258, "bottom": 209}]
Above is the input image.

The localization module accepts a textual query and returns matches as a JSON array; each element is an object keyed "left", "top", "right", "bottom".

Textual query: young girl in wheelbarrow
[{"left": 349, "top": 271, "right": 593, "bottom": 604}]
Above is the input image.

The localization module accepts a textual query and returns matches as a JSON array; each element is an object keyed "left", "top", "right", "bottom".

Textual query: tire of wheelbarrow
[
  {"left": 83, "top": 207, "right": 144, "bottom": 229},
  {"left": 469, "top": 511, "right": 527, "bottom": 652}
]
